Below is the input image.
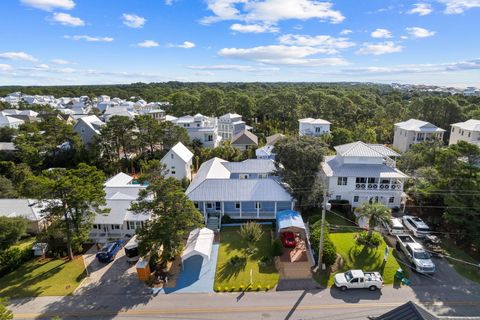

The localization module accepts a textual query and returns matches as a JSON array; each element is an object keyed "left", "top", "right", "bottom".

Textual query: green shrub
[
  {"left": 308, "top": 215, "right": 322, "bottom": 225},
  {"left": 356, "top": 231, "right": 382, "bottom": 247},
  {"left": 258, "top": 255, "right": 272, "bottom": 267},
  {"left": 221, "top": 214, "right": 232, "bottom": 224},
  {"left": 229, "top": 255, "right": 246, "bottom": 267},
  {"left": 322, "top": 239, "right": 337, "bottom": 267},
  {"left": 272, "top": 239, "right": 283, "bottom": 257},
  {"left": 0, "top": 246, "right": 33, "bottom": 277},
  {"left": 310, "top": 220, "right": 337, "bottom": 267},
  {"left": 256, "top": 285, "right": 261, "bottom": 291}
]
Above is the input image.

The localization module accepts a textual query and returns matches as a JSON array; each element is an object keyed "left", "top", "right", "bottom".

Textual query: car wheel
[
  {"left": 369, "top": 285, "right": 377, "bottom": 291},
  {"left": 340, "top": 286, "right": 347, "bottom": 291}
]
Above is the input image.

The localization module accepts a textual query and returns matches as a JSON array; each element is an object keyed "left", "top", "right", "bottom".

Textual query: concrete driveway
[{"left": 75, "top": 245, "right": 150, "bottom": 296}]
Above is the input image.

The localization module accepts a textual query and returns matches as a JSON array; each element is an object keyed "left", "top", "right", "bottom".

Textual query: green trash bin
[{"left": 395, "top": 268, "right": 404, "bottom": 280}]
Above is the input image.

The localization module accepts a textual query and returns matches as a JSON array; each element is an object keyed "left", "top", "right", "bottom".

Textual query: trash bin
[
  {"left": 136, "top": 257, "right": 151, "bottom": 281},
  {"left": 395, "top": 268, "right": 404, "bottom": 280}
]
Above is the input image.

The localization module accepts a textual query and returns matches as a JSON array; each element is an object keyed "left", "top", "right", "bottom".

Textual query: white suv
[
  {"left": 383, "top": 217, "right": 405, "bottom": 235},
  {"left": 402, "top": 215, "right": 431, "bottom": 238}
]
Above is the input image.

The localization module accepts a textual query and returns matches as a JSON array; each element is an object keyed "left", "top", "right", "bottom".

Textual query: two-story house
[
  {"left": 393, "top": 119, "right": 445, "bottom": 152},
  {"left": 449, "top": 119, "right": 480, "bottom": 146},
  {"left": 186, "top": 158, "right": 294, "bottom": 230},
  {"left": 298, "top": 118, "right": 331, "bottom": 137},
  {"left": 218, "top": 113, "right": 248, "bottom": 141},
  {"left": 160, "top": 142, "right": 194, "bottom": 180},
  {"left": 89, "top": 172, "right": 150, "bottom": 242},
  {"left": 170, "top": 114, "right": 221, "bottom": 148},
  {"left": 320, "top": 141, "right": 408, "bottom": 210},
  {"left": 73, "top": 115, "right": 105, "bottom": 145}
]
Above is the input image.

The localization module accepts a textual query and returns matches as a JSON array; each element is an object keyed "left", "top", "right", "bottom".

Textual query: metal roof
[
  {"left": 0, "top": 199, "right": 47, "bottom": 221},
  {"left": 276, "top": 210, "right": 305, "bottom": 232},
  {"left": 394, "top": 119, "right": 445, "bottom": 132},
  {"left": 222, "top": 159, "right": 275, "bottom": 174},
  {"left": 104, "top": 172, "right": 134, "bottom": 187},
  {"left": 322, "top": 156, "right": 409, "bottom": 178},
  {"left": 298, "top": 118, "right": 331, "bottom": 124},
  {"left": 181, "top": 228, "right": 214, "bottom": 263},
  {"left": 451, "top": 119, "right": 480, "bottom": 131},
  {"left": 168, "top": 142, "right": 193, "bottom": 163},
  {"left": 334, "top": 141, "right": 386, "bottom": 158}
]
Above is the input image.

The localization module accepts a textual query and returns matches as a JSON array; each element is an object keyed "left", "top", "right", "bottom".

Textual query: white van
[{"left": 383, "top": 217, "right": 405, "bottom": 235}]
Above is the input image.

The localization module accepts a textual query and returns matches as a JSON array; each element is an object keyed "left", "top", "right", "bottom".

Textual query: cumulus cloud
[
  {"left": 230, "top": 23, "right": 279, "bottom": 33},
  {"left": 438, "top": 0, "right": 480, "bottom": 14},
  {"left": 187, "top": 64, "right": 279, "bottom": 72},
  {"left": 0, "top": 64, "right": 12, "bottom": 72},
  {"left": 0, "top": 51, "right": 38, "bottom": 61},
  {"left": 202, "top": 0, "right": 344, "bottom": 25},
  {"left": 406, "top": 27, "right": 436, "bottom": 38},
  {"left": 277, "top": 34, "right": 355, "bottom": 53},
  {"left": 218, "top": 45, "right": 349, "bottom": 66},
  {"left": 138, "top": 40, "right": 159, "bottom": 48},
  {"left": 340, "top": 29, "right": 352, "bottom": 35},
  {"left": 51, "top": 12, "right": 85, "bottom": 26},
  {"left": 20, "top": 0, "right": 75, "bottom": 11},
  {"left": 64, "top": 35, "right": 114, "bottom": 42},
  {"left": 408, "top": 3, "right": 433, "bottom": 15},
  {"left": 371, "top": 28, "right": 393, "bottom": 39},
  {"left": 122, "top": 13, "right": 146, "bottom": 28},
  {"left": 356, "top": 42, "right": 403, "bottom": 55},
  {"left": 51, "top": 58, "right": 70, "bottom": 65},
  {"left": 168, "top": 41, "right": 196, "bottom": 49}
]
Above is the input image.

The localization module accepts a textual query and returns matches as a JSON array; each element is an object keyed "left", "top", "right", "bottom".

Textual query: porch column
[
  {"left": 291, "top": 201, "right": 294, "bottom": 210},
  {"left": 203, "top": 202, "right": 207, "bottom": 224},
  {"left": 221, "top": 201, "right": 225, "bottom": 217},
  {"left": 274, "top": 202, "right": 277, "bottom": 214},
  {"left": 239, "top": 202, "right": 242, "bottom": 218},
  {"left": 257, "top": 203, "right": 260, "bottom": 218}
]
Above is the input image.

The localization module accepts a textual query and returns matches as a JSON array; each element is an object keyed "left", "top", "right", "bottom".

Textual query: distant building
[
  {"left": 320, "top": 141, "right": 408, "bottom": 209},
  {"left": 298, "top": 118, "right": 331, "bottom": 137},
  {"left": 161, "top": 142, "right": 194, "bottom": 180},
  {"left": 170, "top": 114, "right": 221, "bottom": 148},
  {"left": 0, "top": 199, "right": 49, "bottom": 234},
  {"left": 231, "top": 130, "right": 258, "bottom": 151},
  {"left": 73, "top": 115, "right": 105, "bottom": 145},
  {"left": 218, "top": 113, "right": 247, "bottom": 141},
  {"left": 266, "top": 133, "right": 285, "bottom": 146},
  {"left": 393, "top": 119, "right": 445, "bottom": 152},
  {"left": 0, "top": 115, "right": 24, "bottom": 129},
  {"left": 256, "top": 144, "right": 275, "bottom": 160},
  {"left": 449, "top": 119, "right": 480, "bottom": 146}
]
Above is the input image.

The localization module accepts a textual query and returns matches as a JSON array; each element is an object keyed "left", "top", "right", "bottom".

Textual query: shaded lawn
[
  {"left": 314, "top": 232, "right": 403, "bottom": 287},
  {"left": 441, "top": 239, "right": 480, "bottom": 284},
  {"left": 0, "top": 257, "right": 86, "bottom": 298},
  {"left": 11, "top": 237, "right": 36, "bottom": 250},
  {"left": 214, "top": 226, "right": 279, "bottom": 291}
]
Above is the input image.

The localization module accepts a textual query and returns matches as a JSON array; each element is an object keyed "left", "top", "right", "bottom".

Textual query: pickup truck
[
  {"left": 334, "top": 269, "right": 384, "bottom": 291},
  {"left": 396, "top": 235, "right": 436, "bottom": 273}
]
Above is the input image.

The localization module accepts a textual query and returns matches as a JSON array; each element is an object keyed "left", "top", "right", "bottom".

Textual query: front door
[{"left": 215, "top": 202, "right": 221, "bottom": 211}]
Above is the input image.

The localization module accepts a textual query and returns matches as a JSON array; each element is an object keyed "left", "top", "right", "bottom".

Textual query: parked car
[
  {"left": 382, "top": 217, "right": 405, "bottom": 235},
  {"left": 396, "top": 234, "right": 436, "bottom": 273},
  {"left": 96, "top": 239, "right": 125, "bottom": 263},
  {"left": 334, "top": 269, "right": 384, "bottom": 291},
  {"left": 402, "top": 215, "right": 431, "bottom": 238},
  {"left": 280, "top": 231, "right": 296, "bottom": 248}
]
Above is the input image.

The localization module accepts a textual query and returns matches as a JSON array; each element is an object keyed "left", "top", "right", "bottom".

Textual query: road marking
[{"left": 13, "top": 301, "right": 480, "bottom": 319}]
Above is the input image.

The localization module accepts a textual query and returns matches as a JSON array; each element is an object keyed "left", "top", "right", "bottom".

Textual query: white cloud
[
  {"left": 169, "top": 41, "right": 196, "bottom": 49},
  {"left": 20, "top": 0, "right": 75, "bottom": 11},
  {"left": 138, "top": 40, "right": 159, "bottom": 48},
  {"left": 122, "top": 13, "right": 146, "bottom": 28},
  {"left": 36, "top": 63, "right": 49, "bottom": 69},
  {"left": 202, "top": 0, "right": 344, "bottom": 25},
  {"left": 64, "top": 35, "right": 114, "bottom": 42},
  {"left": 187, "top": 64, "right": 279, "bottom": 72},
  {"left": 340, "top": 29, "right": 352, "bottom": 35},
  {"left": 230, "top": 23, "right": 279, "bottom": 33},
  {"left": 51, "top": 12, "right": 85, "bottom": 26},
  {"left": 51, "top": 58, "right": 70, "bottom": 65},
  {"left": 165, "top": 0, "right": 173, "bottom": 4},
  {"left": 356, "top": 42, "right": 403, "bottom": 55},
  {"left": 406, "top": 27, "right": 436, "bottom": 38},
  {"left": 0, "top": 51, "right": 38, "bottom": 61},
  {"left": 0, "top": 64, "right": 12, "bottom": 72},
  {"left": 438, "top": 0, "right": 480, "bottom": 14},
  {"left": 408, "top": 3, "right": 433, "bottom": 15},
  {"left": 218, "top": 45, "right": 349, "bottom": 66},
  {"left": 277, "top": 34, "right": 355, "bottom": 53},
  {"left": 370, "top": 28, "right": 393, "bottom": 39}
]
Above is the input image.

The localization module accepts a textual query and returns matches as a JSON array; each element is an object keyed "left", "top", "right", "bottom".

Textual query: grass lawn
[
  {"left": 214, "top": 226, "right": 279, "bottom": 291},
  {"left": 11, "top": 237, "right": 36, "bottom": 250},
  {"left": 441, "top": 239, "right": 480, "bottom": 284},
  {"left": 314, "top": 232, "right": 403, "bottom": 287},
  {"left": 0, "top": 257, "right": 86, "bottom": 298}
]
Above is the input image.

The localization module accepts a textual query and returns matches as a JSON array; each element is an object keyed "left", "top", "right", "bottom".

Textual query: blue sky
[{"left": 0, "top": 0, "right": 479, "bottom": 87}]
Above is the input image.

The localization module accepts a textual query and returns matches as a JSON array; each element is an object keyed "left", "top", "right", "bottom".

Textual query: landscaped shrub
[
  {"left": 310, "top": 220, "right": 337, "bottom": 267},
  {"left": 229, "top": 255, "right": 246, "bottom": 267},
  {"left": 356, "top": 231, "right": 382, "bottom": 248},
  {"left": 258, "top": 255, "right": 272, "bottom": 267},
  {"left": 308, "top": 215, "right": 322, "bottom": 225},
  {"left": 221, "top": 214, "right": 232, "bottom": 224},
  {"left": 272, "top": 239, "right": 283, "bottom": 257},
  {"left": 256, "top": 285, "right": 262, "bottom": 291},
  {"left": 0, "top": 246, "right": 33, "bottom": 277},
  {"left": 239, "top": 222, "right": 263, "bottom": 255}
]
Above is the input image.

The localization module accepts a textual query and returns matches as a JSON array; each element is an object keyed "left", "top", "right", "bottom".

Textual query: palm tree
[{"left": 355, "top": 202, "right": 392, "bottom": 239}]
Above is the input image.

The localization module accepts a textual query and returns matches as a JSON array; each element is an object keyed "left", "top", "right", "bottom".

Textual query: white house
[
  {"left": 89, "top": 172, "right": 150, "bottom": 242},
  {"left": 73, "top": 115, "right": 105, "bottom": 145},
  {"left": 170, "top": 114, "right": 221, "bottom": 148},
  {"left": 0, "top": 199, "right": 49, "bottom": 234},
  {"left": 393, "top": 119, "right": 445, "bottom": 152},
  {"left": 218, "top": 113, "right": 247, "bottom": 141},
  {"left": 161, "top": 142, "right": 194, "bottom": 180},
  {"left": 0, "top": 115, "right": 24, "bottom": 129},
  {"left": 449, "top": 119, "right": 480, "bottom": 146},
  {"left": 320, "top": 141, "right": 408, "bottom": 210},
  {"left": 298, "top": 118, "right": 331, "bottom": 136},
  {"left": 231, "top": 130, "right": 258, "bottom": 151}
]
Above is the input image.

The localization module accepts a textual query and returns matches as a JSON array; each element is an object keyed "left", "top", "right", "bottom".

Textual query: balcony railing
[{"left": 355, "top": 183, "right": 403, "bottom": 191}]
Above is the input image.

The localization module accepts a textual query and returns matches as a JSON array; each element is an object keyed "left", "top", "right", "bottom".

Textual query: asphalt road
[{"left": 9, "top": 283, "right": 480, "bottom": 320}]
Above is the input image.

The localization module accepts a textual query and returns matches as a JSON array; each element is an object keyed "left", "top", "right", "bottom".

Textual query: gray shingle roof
[
  {"left": 375, "top": 301, "right": 438, "bottom": 320},
  {"left": 232, "top": 130, "right": 258, "bottom": 145}
]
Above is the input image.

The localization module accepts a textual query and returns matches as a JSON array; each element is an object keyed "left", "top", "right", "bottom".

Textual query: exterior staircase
[{"left": 206, "top": 217, "right": 220, "bottom": 231}]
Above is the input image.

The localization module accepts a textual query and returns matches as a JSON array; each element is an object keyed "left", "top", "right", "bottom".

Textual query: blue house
[{"left": 186, "top": 158, "right": 294, "bottom": 229}]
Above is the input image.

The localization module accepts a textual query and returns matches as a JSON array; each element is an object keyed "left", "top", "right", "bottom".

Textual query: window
[
  {"left": 335, "top": 195, "right": 341, "bottom": 200},
  {"left": 193, "top": 202, "right": 199, "bottom": 208},
  {"left": 351, "top": 278, "right": 359, "bottom": 283},
  {"left": 337, "top": 177, "right": 348, "bottom": 186},
  {"left": 239, "top": 174, "right": 249, "bottom": 179},
  {"left": 171, "top": 153, "right": 174, "bottom": 159},
  {"left": 215, "top": 202, "right": 221, "bottom": 211},
  {"left": 235, "top": 202, "right": 241, "bottom": 209},
  {"left": 111, "top": 224, "right": 120, "bottom": 230},
  {"left": 353, "top": 196, "right": 359, "bottom": 203},
  {"left": 452, "top": 127, "right": 455, "bottom": 132},
  {"left": 355, "top": 177, "right": 367, "bottom": 184},
  {"left": 255, "top": 202, "right": 261, "bottom": 209},
  {"left": 171, "top": 166, "right": 176, "bottom": 175},
  {"left": 315, "top": 127, "right": 321, "bottom": 133},
  {"left": 389, "top": 197, "right": 395, "bottom": 203},
  {"left": 468, "top": 132, "right": 471, "bottom": 138},
  {"left": 367, "top": 177, "right": 377, "bottom": 184},
  {"left": 207, "top": 202, "right": 213, "bottom": 209},
  {"left": 258, "top": 173, "right": 268, "bottom": 179},
  {"left": 93, "top": 224, "right": 98, "bottom": 229}
]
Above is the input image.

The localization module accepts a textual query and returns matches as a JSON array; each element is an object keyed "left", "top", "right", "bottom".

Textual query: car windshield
[
  {"left": 417, "top": 227, "right": 430, "bottom": 232},
  {"left": 414, "top": 251, "right": 430, "bottom": 259},
  {"left": 101, "top": 243, "right": 114, "bottom": 252},
  {"left": 345, "top": 271, "right": 353, "bottom": 281}
]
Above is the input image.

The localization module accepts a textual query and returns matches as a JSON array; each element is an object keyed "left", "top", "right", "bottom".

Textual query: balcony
[{"left": 355, "top": 183, "right": 403, "bottom": 191}]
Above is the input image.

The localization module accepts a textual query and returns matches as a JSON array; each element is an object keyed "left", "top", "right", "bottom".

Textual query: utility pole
[{"left": 317, "top": 185, "right": 328, "bottom": 271}]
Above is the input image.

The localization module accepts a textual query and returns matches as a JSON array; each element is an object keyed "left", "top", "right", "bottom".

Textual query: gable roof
[
  {"left": 168, "top": 142, "right": 193, "bottom": 163},
  {"left": 395, "top": 119, "right": 445, "bottom": 132},
  {"left": 220, "top": 113, "right": 242, "bottom": 119},
  {"left": 105, "top": 172, "right": 134, "bottom": 187},
  {"left": 185, "top": 158, "right": 230, "bottom": 195},
  {"left": 298, "top": 118, "right": 331, "bottom": 125},
  {"left": 334, "top": 141, "right": 386, "bottom": 158},
  {"left": 266, "top": 133, "right": 285, "bottom": 145},
  {"left": 0, "top": 199, "right": 47, "bottom": 221},
  {"left": 75, "top": 115, "right": 105, "bottom": 134},
  {"left": 232, "top": 130, "right": 258, "bottom": 145},
  {"left": 375, "top": 301, "right": 438, "bottom": 320},
  {"left": 222, "top": 159, "right": 275, "bottom": 174},
  {"left": 451, "top": 119, "right": 480, "bottom": 131},
  {"left": 368, "top": 144, "right": 401, "bottom": 157},
  {"left": 256, "top": 145, "right": 275, "bottom": 158}
]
